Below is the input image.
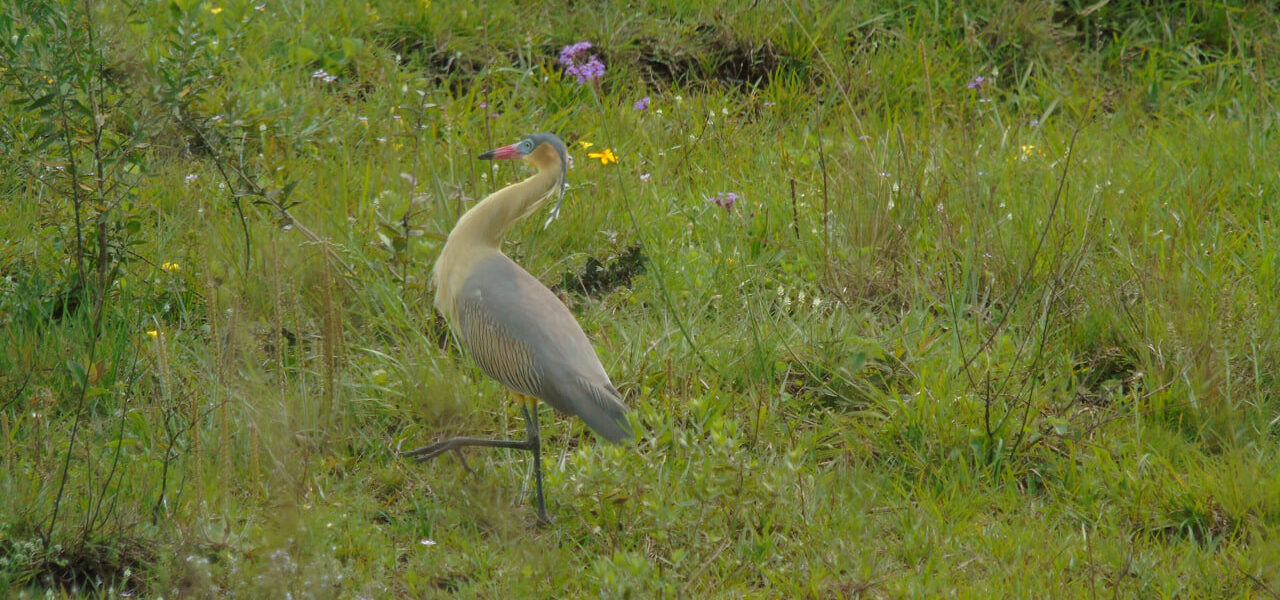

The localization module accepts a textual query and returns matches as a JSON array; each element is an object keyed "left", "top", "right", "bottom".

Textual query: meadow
[{"left": 2, "top": 0, "right": 1279, "bottom": 597}]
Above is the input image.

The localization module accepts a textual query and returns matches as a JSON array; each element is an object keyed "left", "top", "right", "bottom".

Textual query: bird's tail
[{"left": 573, "top": 381, "right": 632, "bottom": 444}]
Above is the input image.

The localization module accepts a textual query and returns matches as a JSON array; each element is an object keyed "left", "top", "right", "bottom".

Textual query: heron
[{"left": 403, "top": 132, "right": 631, "bottom": 524}]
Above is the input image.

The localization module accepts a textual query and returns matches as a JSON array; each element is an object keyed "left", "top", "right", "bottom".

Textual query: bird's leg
[
  {"left": 400, "top": 395, "right": 553, "bottom": 525},
  {"left": 401, "top": 436, "right": 534, "bottom": 462},
  {"left": 402, "top": 392, "right": 535, "bottom": 464},
  {"left": 522, "top": 398, "right": 552, "bottom": 526}
]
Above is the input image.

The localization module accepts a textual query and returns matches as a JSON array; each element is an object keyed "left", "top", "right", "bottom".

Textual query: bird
[{"left": 402, "top": 132, "right": 631, "bottom": 524}]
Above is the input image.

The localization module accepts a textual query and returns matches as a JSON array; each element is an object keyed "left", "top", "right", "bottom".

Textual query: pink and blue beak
[{"left": 478, "top": 143, "right": 525, "bottom": 160}]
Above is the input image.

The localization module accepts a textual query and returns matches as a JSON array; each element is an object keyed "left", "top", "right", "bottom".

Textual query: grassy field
[{"left": 3, "top": 0, "right": 1280, "bottom": 597}]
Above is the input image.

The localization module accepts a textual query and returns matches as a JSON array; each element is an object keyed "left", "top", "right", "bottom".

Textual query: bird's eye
[{"left": 520, "top": 140, "right": 533, "bottom": 152}]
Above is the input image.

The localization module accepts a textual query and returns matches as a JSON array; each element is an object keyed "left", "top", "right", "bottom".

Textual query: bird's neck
[{"left": 448, "top": 167, "right": 560, "bottom": 251}]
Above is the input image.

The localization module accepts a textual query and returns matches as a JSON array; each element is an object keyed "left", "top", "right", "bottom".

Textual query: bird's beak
[{"left": 477, "top": 143, "right": 524, "bottom": 160}]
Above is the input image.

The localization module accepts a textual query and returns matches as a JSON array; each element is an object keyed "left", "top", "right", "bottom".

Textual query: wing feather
[{"left": 453, "top": 254, "right": 630, "bottom": 442}]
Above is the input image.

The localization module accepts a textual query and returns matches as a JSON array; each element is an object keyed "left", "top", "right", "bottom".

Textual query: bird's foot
[
  {"left": 451, "top": 448, "right": 477, "bottom": 475},
  {"left": 400, "top": 442, "right": 451, "bottom": 462},
  {"left": 535, "top": 509, "right": 554, "bottom": 528},
  {"left": 400, "top": 443, "right": 476, "bottom": 474}
]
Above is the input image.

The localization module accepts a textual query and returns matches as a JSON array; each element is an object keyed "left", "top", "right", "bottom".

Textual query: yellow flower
[
  {"left": 209, "top": 6, "right": 223, "bottom": 14},
  {"left": 146, "top": 329, "right": 159, "bottom": 339},
  {"left": 577, "top": 140, "right": 594, "bottom": 149},
  {"left": 587, "top": 148, "right": 617, "bottom": 165},
  {"left": 1021, "top": 144, "right": 1037, "bottom": 157},
  {"left": 161, "top": 262, "right": 180, "bottom": 272}
]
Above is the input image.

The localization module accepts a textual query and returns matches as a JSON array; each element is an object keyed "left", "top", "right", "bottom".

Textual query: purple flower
[
  {"left": 559, "top": 41, "right": 605, "bottom": 83},
  {"left": 967, "top": 76, "right": 987, "bottom": 90},
  {"left": 639, "top": 173, "right": 650, "bottom": 181},
  {"left": 559, "top": 42, "right": 593, "bottom": 66},
  {"left": 566, "top": 57, "right": 605, "bottom": 83},
  {"left": 633, "top": 96, "right": 650, "bottom": 111},
  {"left": 708, "top": 192, "right": 740, "bottom": 212}
]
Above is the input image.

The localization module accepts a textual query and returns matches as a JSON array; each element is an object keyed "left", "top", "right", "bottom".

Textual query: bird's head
[{"left": 478, "top": 132, "right": 569, "bottom": 226}]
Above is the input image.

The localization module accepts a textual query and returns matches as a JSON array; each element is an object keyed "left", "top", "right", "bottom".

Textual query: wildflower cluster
[
  {"left": 776, "top": 286, "right": 824, "bottom": 311},
  {"left": 559, "top": 42, "right": 605, "bottom": 83},
  {"left": 708, "top": 192, "right": 740, "bottom": 212},
  {"left": 312, "top": 69, "right": 337, "bottom": 83},
  {"left": 1018, "top": 144, "right": 1045, "bottom": 161}
]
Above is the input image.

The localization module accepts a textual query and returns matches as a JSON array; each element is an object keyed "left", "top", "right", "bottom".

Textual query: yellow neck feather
[{"left": 448, "top": 167, "right": 559, "bottom": 250}]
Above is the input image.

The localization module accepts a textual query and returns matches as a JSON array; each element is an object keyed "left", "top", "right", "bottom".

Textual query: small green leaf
[
  {"left": 290, "top": 45, "right": 319, "bottom": 65},
  {"left": 67, "top": 360, "right": 86, "bottom": 387},
  {"left": 28, "top": 92, "right": 56, "bottom": 110}
]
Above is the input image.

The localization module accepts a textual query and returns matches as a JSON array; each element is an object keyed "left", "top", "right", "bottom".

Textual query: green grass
[{"left": 2, "top": 0, "right": 1280, "bottom": 596}]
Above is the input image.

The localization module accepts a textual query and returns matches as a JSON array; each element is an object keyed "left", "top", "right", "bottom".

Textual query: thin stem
[{"left": 956, "top": 104, "right": 1091, "bottom": 375}]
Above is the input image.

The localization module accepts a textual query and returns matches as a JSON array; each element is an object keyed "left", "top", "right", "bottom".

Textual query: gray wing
[{"left": 453, "top": 254, "right": 631, "bottom": 443}]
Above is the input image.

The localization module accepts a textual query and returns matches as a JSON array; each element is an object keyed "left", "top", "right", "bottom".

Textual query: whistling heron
[{"left": 403, "top": 132, "right": 631, "bottom": 524}]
